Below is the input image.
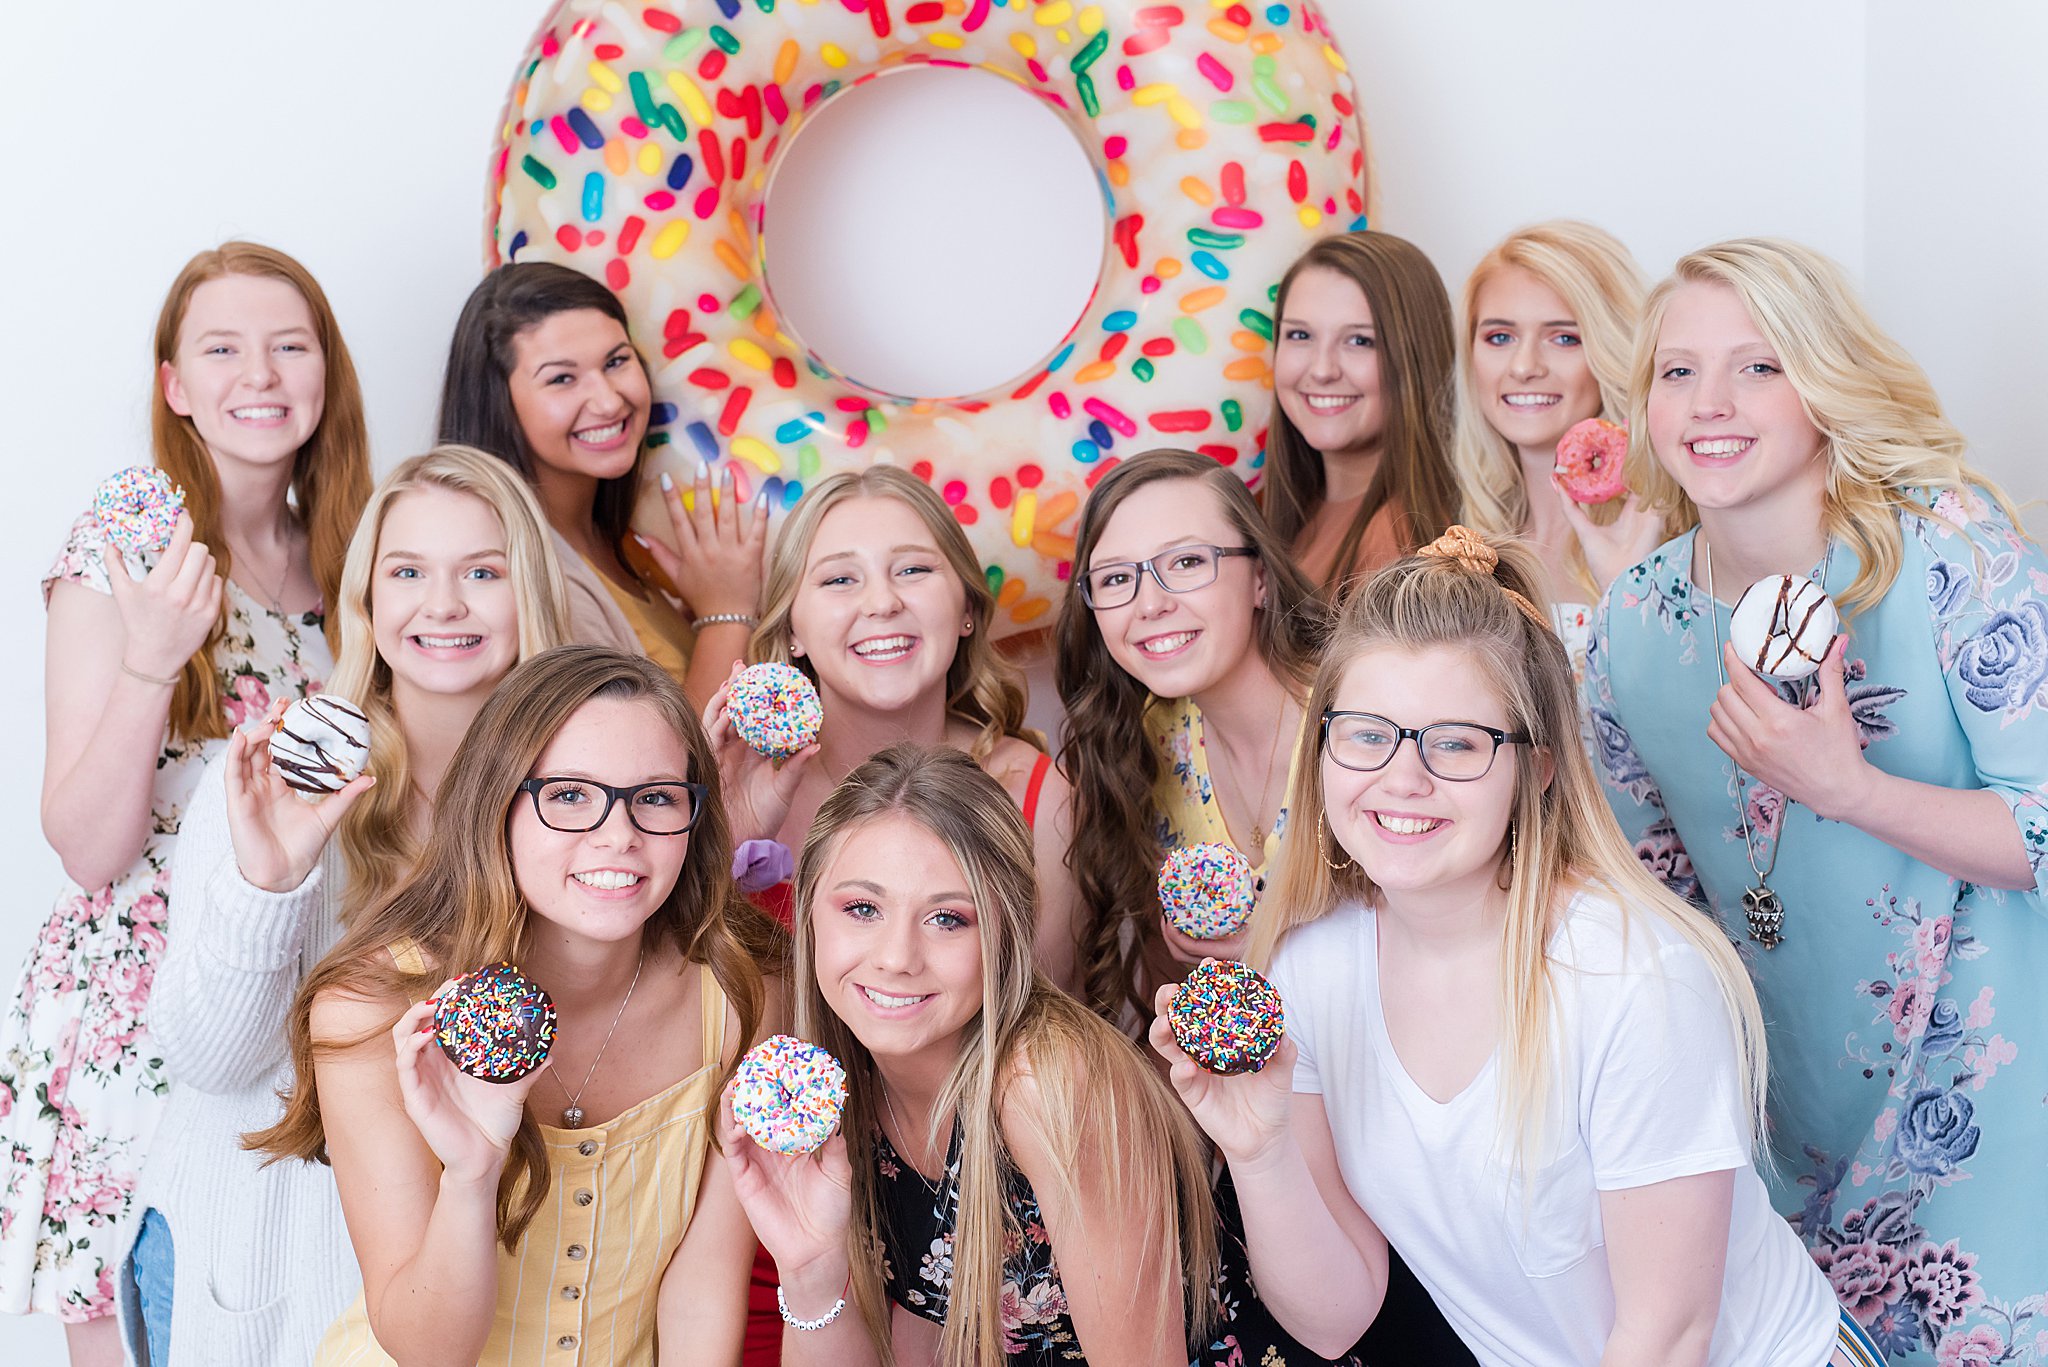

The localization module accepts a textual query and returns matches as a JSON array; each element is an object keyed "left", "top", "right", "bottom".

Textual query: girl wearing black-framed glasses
[{"left": 1155, "top": 529, "right": 1854, "bottom": 1367}]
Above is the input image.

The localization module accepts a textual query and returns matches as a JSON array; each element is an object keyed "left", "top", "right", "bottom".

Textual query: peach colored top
[{"left": 1293, "top": 492, "right": 1410, "bottom": 597}]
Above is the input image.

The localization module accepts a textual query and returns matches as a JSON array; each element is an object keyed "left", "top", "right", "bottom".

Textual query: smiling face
[
  {"left": 1647, "top": 280, "right": 1827, "bottom": 518},
  {"left": 808, "top": 813, "right": 984, "bottom": 1068},
  {"left": 505, "top": 308, "right": 650, "bottom": 485},
  {"left": 1321, "top": 644, "right": 1524, "bottom": 906},
  {"left": 788, "top": 495, "right": 970, "bottom": 716},
  {"left": 1086, "top": 477, "right": 1265, "bottom": 699},
  {"left": 1274, "top": 266, "right": 1385, "bottom": 461},
  {"left": 160, "top": 273, "right": 327, "bottom": 475},
  {"left": 1469, "top": 266, "right": 1603, "bottom": 458},
  {"left": 510, "top": 696, "right": 694, "bottom": 945},
  {"left": 369, "top": 485, "right": 522, "bottom": 704}
]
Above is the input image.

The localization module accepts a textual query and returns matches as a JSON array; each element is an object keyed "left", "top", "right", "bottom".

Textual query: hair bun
[
  {"left": 1419, "top": 525, "right": 1553, "bottom": 633},
  {"left": 1419, "top": 525, "right": 1501, "bottom": 577}
]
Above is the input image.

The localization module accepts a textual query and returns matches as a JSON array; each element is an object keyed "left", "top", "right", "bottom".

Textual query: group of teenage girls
[{"left": 0, "top": 218, "right": 2040, "bottom": 1367}]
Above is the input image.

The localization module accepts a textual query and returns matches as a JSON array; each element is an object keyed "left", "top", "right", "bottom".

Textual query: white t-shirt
[{"left": 1269, "top": 892, "right": 1838, "bottom": 1367}]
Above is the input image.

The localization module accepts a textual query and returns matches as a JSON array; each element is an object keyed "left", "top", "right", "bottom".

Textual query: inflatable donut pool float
[{"left": 486, "top": 0, "right": 1369, "bottom": 636}]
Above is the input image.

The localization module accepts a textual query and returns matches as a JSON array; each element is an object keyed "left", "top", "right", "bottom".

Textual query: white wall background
[{"left": 2, "top": 1, "right": 2041, "bottom": 1356}]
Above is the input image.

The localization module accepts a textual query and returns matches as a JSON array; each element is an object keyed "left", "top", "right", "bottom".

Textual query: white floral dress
[{"left": 0, "top": 511, "right": 329, "bottom": 1321}]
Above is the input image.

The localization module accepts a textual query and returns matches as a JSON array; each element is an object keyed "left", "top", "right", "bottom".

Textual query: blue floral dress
[{"left": 1586, "top": 488, "right": 2048, "bottom": 1367}]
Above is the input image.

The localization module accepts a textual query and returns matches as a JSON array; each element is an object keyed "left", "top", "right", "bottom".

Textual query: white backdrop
[{"left": 2, "top": 1, "right": 2043, "bottom": 1356}]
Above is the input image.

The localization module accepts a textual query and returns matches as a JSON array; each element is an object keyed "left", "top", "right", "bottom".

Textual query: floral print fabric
[
  {"left": 1146, "top": 695, "right": 1303, "bottom": 892},
  {"left": 0, "top": 511, "right": 330, "bottom": 1321},
  {"left": 1586, "top": 489, "right": 2048, "bottom": 1367},
  {"left": 876, "top": 1125, "right": 1363, "bottom": 1367}
]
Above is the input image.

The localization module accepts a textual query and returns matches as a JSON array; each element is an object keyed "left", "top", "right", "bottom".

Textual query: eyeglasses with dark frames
[
  {"left": 517, "top": 777, "right": 707, "bottom": 836},
  {"left": 1080, "top": 543, "right": 1258, "bottom": 610},
  {"left": 1319, "top": 710, "right": 1532, "bottom": 783}
]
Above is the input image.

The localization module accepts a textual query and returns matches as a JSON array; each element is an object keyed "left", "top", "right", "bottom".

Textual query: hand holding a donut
[
  {"left": 1549, "top": 479, "right": 1669, "bottom": 593},
  {"left": 391, "top": 989, "right": 546, "bottom": 1187},
  {"left": 104, "top": 512, "right": 224, "bottom": 682},
  {"left": 639, "top": 462, "right": 771, "bottom": 621},
  {"left": 1149, "top": 981, "right": 1297, "bottom": 1170},
  {"left": 223, "top": 699, "right": 375, "bottom": 894},
  {"left": 701, "top": 662, "right": 819, "bottom": 843},
  {"left": 718, "top": 1076, "right": 854, "bottom": 1282}
]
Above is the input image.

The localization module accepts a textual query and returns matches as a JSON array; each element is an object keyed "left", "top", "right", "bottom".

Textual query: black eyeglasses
[
  {"left": 517, "top": 777, "right": 706, "bottom": 835},
  {"left": 1320, "top": 710, "right": 1531, "bottom": 782},
  {"left": 1080, "top": 543, "right": 1258, "bottom": 609}
]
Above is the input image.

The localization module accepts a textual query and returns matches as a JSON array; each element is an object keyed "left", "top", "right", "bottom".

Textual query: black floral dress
[{"left": 875, "top": 1126, "right": 1395, "bottom": 1366}]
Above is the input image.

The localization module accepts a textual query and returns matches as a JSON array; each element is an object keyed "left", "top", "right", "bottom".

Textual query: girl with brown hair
[
  {"left": 438, "top": 262, "right": 767, "bottom": 708},
  {"left": 252, "top": 646, "right": 777, "bottom": 1366},
  {"left": 1053, "top": 448, "right": 1325, "bottom": 1025},
  {"left": 0, "top": 241, "right": 371, "bottom": 1366},
  {"left": 1259, "top": 231, "right": 1461, "bottom": 598}
]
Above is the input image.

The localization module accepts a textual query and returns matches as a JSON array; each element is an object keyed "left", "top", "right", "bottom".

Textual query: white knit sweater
[{"left": 139, "top": 756, "right": 361, "bottom": 1366}]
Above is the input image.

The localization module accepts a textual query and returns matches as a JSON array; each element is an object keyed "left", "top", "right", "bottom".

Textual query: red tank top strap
[{"left": 1021, "top": 751, "right": 1052, "bottom": 829}]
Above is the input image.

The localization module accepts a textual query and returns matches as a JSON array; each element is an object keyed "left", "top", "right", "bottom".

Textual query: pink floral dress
[{"left": 0, "top": 511, "right": 329, "bottom": 1321}]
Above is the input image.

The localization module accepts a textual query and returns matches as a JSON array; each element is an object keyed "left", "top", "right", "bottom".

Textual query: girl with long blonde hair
[
  {"left": 254, "top": 645, "right": 777, "bottom": 1366},
  {"left": 729, "top": 743, "right": 1322, "bottom": 1367},
  {"left": 709, "top": 466, "right": 1082, "bottom": 990},
  {"left": 1588, "top": 238, "right": 2046, "bottom": 1364},
  {"left": 1168, "top": 530, "right": 1872, "bottom": 1366},
  {"left": 1449, "top": 221, "right": 1687, "bottom": 674},
  {"left": 138, "top": 446, "right": 569, "bottom": 1367},
  {"left": 0, "top": 241, "right": 371, "bottom": 1367}
]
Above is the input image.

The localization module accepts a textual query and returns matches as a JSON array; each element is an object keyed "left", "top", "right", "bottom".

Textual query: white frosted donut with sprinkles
[
  {"left": 732, "top": 1034, "right": 848, "bottom": 1155},
  {"left": 94, "top": 467, "right": 185, "bottom": 557},
  {"left": 487, "top": 0, "right": 1369, "bottom": 636}
]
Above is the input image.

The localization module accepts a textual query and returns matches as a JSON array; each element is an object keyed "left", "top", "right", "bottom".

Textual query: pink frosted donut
[
  {"left": 1552, "top": 418, "right": 1628, "bottom": 504},
  {"left": 1158, "top": 842, "right": 1257, "bottom": 941},
  {"left": 728, "top": 663, "right": 823, "bottom": 760},
  {"left": 732, "top": 1034, "right": 847, "bottom": 1156},
  {"left": 94, "top": 467, "right": 185, "bottom": 556}
]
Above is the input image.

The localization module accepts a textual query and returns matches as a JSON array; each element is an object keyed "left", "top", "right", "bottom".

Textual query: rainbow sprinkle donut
[
  {"left": 733, "top": 1033, "right": 848, "bottom": 1155},
  {"left": 1158, "top": 841, "right": 1256, "bottom": 940},
  {"left": 488, "top": 0, "right": 1368, "bottom": 637},
  {"left": 727, "top": 661, "right": 825, "bottom": 758},
  {"left": 434, "top": 962, "right": 559, "bottom": 1084},
  {"left": 94, "top": 467, "right": 184, "bottom": 557},
  {"left": 1168, "top": 958, "right": 1283, "bottom": 1075}
]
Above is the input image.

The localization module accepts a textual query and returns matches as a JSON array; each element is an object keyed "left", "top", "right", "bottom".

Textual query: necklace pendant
[
  {"left": 561, "top": 1105, "right": 585, "bottom": 1129},
  {"left": 1741, "top": 884, "right": 1786, "bottom": 949}
]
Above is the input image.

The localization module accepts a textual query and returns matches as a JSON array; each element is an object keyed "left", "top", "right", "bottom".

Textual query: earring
[{"left": 1317, "top": 810, "right": 1354, "bottom": 872}]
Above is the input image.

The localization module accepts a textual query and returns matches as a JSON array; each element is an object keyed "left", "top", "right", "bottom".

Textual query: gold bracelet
[{"left": 121, "top": 662, "right": 180, "bottom": 688}]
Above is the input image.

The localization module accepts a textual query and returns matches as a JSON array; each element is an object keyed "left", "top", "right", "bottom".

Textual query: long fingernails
[{"left": 660, "top": 470, "right": 674, "bottom": 492}]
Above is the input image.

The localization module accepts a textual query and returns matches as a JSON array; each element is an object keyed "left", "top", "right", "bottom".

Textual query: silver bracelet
[
  {"left": 776, "top": 1283, "right": 847, "bottom": 1332},
  {"left": 692, "top": 612, "right": 758, "bottom": 632}
]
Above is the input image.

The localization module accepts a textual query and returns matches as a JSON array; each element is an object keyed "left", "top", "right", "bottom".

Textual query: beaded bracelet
[
  {"left": 776, "top": 1282, "right": 847, "bottom": 1332},
  {"left": 692, "top": 612, "right": 757, "bottom": 632}
]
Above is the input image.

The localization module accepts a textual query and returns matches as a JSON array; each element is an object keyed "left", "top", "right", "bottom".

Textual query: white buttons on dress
[{"left": 577, "top": 1140, "right": 597, "bottom": 1157}]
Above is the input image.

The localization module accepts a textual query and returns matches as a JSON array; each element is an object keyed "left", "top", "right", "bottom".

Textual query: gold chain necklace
[
  {"left": 552, "top": 946, "right": 646, "bottom": 1128},
  {"left": 1211, "top": 694, "right": 1291, "bottom": 851}
]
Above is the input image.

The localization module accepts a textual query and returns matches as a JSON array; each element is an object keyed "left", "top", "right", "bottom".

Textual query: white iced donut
[
  {"left": 1727, "top": 574, "right": 1839, "bottom": 682},
  {"left": 269, "top": 695, "right": 373, "bottom": 796}
]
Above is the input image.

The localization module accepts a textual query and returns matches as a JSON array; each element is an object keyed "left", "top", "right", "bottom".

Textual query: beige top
[
  {"left": 553, "top": 529, "right": 644, "bottom": 657},
  {"left": 598, "top": 573, "right": 695, "bottom": 685}
]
